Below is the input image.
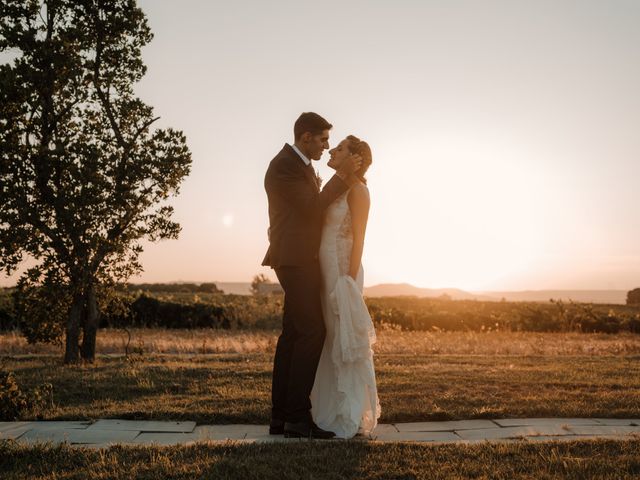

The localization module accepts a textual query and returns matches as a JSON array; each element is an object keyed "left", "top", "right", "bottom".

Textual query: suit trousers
[{"left": 272, "top": 262, "right": 326, "bottom": 423}]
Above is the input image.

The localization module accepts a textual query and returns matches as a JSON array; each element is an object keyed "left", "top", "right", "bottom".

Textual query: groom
[{"left": 262, "top": 112, "right": 361, "bottom": 438}]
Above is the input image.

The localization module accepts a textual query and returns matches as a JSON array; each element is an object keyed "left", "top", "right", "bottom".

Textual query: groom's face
[{"left": 305, "top": 129, "right": 330, "bottom": 161}]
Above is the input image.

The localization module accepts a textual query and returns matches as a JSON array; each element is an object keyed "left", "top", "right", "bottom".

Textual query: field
[
  {"left": 2, "top": 329, "right": 640, "bottom": 423},
  {"left": 3, "top": 298, "right": 640, "bottom": 479}
]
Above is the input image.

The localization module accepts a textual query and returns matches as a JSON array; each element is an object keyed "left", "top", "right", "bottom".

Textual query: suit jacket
[{"left": 262, "top": 143, "right": 349, "bottom": 268}]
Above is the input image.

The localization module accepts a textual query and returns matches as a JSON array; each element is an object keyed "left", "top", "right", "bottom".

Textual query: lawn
[
  {"left": 3, "top": 329, "right": 640, "bottom": 479},
  {"left": 3, "top": 330, "right": 640, "bottom": 423}
]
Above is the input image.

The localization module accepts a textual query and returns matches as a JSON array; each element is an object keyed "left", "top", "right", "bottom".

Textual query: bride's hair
[{"left": 346, "top": 135, "right": 372, "bottom": 184}]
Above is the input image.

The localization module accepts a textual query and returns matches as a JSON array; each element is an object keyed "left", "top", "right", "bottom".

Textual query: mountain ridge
[
  {"left": 363, "top": 283, "right": 629, "bottom": 304},
  {"left": 217, "top": 281, "right": 630, "bottom": 304}
]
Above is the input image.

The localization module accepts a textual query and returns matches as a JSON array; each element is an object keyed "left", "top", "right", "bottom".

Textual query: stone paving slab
[
  {"left": 86, "top": 419, "right": 196, "bottom": 433},
  {"left": 0, "top": 421, "right": 90, "bottom": 441},
  {"left": 19, "top": 428, "right": 140, "bottom": 445},
  {"left": 568, "top": 425, "right": 640, "bottom": 436},
  {"left": 0, "top": 422, "right": 31, "bottom": 433},
  {"left": 373, "top": 431, "right": 462, "bottom": 442},
  {"left": 132, "top": 432, "right": 199, "bottom": 446},
  {"left": 592, "top": 418, "right": 640, "bottom": 426},
  {"left": 21, "top": 421, "right": 91, "bottom": 431},
  {"left": 493, "top": 418, "right": 602, "bottom": 427},
  {"left": 395, "top": 420, "right": 497, "bottom": 432},
  {"left": 193, "top": 425, "right": 253, "bottom": 440},
  {"left": 18, "top": 429, "right": 78, "bottom": 444},
  {"left": 0, "top": 424, "right": 36, "bottom": 440},
  {"left": 455, "top": 425, "right": 571, "bottom": 441},
  {"left": 370, "top": 424, "right": 399, "bottom": 436}
]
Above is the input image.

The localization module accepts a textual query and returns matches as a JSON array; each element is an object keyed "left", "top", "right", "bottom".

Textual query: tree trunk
[
  {"left": 80, "top": 285, "right": 99, "bottom": 362},
  {"left": 64, "top": 294, "right": 83, "bottom": 364}
]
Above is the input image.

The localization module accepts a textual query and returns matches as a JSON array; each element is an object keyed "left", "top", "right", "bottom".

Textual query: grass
[
  {"left": 3, "top": 327, "right": 640, "bottom": 355},
  {"left": 3, "top": 329, "right": 640, "bottom": 479},
  {"left": 2, "top": 330, "right": 640, "bottom": 423},
  {"left": 2, "top": 439, "right": 640, "bottom": 479}
]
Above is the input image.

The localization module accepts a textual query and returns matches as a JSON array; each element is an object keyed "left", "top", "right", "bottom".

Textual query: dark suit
[{"left": 262, "top": 143, "right": 349, "bottom": 423}]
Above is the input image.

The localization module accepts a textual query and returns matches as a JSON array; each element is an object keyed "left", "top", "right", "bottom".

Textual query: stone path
[{"left": 1, "top": 418, "right": 639, "bottom": 449}]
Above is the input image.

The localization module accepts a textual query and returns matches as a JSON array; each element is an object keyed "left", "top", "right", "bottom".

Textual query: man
[{"left": 262, "top": 112, "right": 361, "bottom": 438}]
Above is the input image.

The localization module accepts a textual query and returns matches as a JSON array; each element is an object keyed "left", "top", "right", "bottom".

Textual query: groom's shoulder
[
  {"left": 272, "top": 143, "right": 295, "bottom": 162},
  {"left": 268, "top": 144, "right": 297, "bottom": 170}
]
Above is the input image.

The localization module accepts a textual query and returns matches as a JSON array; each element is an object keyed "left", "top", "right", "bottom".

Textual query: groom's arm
[{"left": 268, "top": 162, "right": 349, "bottom": 215}]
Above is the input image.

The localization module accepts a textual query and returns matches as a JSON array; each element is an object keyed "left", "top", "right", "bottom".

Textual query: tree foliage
[
  {"left": 250, "top": 274, "right": 270, "bottom": 296},
  {"left": 628, "top": 288, "right": 640, "bottom": 306},
  {"left": 0, "top": 0, "right": 192, "bottom": 363}
]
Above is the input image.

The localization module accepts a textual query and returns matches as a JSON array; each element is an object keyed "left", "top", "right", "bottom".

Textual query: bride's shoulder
[
  {"left": 347, "top": 181, "right": 370, "bottom": 207},
  {"left": 349, "top": 181, "right": 369, "bottom": 196}
]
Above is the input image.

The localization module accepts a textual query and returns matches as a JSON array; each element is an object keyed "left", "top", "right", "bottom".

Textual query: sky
[{"left": 2, "top": 0, "right": 640, "bottom": 291}]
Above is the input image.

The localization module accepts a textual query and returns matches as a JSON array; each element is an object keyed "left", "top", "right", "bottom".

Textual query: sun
[
  {"left": 222, "top": 213, "right": 234, "bottom": 228},
  {"left": 366, "top": 129, "right": 546, "bottom": 291}
]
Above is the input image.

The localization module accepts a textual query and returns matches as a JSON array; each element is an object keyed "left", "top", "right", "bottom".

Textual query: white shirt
[{"left": 291, "top": 144, "right": 311, "bottom": 167}]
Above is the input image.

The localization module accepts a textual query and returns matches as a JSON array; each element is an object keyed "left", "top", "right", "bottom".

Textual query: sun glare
[{"left": 368, "top": 129, "right": 544, "bottom": 291}]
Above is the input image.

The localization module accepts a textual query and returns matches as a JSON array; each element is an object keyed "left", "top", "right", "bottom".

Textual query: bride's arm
[{"left": 347, "top": 184, "right": 370, "bottom": 280}]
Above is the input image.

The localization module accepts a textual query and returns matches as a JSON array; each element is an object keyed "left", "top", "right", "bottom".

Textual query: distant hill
[
  {"left": 362, "top": 283, "right": 628, "bottom": 305},
  {"left": 107, "top": 281, "right": 631, "bottom": 305},
  {"left": 363, "top": 283, "right": 496, "bottom": 301}
]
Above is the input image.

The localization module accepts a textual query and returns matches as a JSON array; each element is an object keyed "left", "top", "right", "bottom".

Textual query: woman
[{"left": 310, "top": 135, "right": 381, "bottom": 439}]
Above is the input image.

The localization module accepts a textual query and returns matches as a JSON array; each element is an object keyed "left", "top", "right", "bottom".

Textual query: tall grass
[{"left": 2, "top": 328, "right": 640, "bottom": 356}]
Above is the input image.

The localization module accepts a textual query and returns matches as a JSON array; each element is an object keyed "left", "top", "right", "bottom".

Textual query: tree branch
[{"left": 92, "top": 20, "right": 126, "bottom": 150}]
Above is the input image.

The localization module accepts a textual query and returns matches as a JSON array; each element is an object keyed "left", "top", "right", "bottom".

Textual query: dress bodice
[{"left": 321, "top": 191, "right": 355, "bottom": 278}]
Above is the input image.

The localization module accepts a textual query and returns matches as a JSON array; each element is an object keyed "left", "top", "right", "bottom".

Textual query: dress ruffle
[
  {"left": 329, "top": 275, "right": 377, "bottom": 364},
  {"left": 327, "top": 276, "right": 380, "bottom": 437}
]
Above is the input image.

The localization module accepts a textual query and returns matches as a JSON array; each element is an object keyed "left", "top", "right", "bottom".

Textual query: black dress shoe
[
  {"left": 283, "top": 421, "right": 336, "bottom": 439},
  {"left": 269, "top": 418, "right": 285, "bottom": 435}
]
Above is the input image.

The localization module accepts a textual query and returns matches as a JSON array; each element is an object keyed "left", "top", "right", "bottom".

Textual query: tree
[
  {"left": 250, "top": 274, "right": 270, "bottom": 296},
  {"left": 0, "top": 0, "right": 192, "bottom": 363},
  {"left": 627, "top": 288, "right": 640, "bottom": 306}
]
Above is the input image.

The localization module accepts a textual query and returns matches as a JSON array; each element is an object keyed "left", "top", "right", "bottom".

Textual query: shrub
[
  {"left": 627, "top": 288, "right": 640, "bottom": 306},
  {"left": 0, "top": 371, "right": 53, "bottom": 421},
  {"left": 13, "top": 274, "right": 69, "bottom": 345}
]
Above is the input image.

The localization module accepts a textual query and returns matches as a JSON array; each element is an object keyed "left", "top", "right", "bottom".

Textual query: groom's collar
[{"left": 290, "top": 143, "right": 311, "bottom": 167}]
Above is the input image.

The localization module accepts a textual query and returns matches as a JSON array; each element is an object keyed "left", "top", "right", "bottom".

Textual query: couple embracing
[{"left": 262, "top": 112, "right": 381, "bottom": 439}]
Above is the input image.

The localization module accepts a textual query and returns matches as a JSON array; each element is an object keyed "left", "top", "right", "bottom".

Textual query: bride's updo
[{"left": 345, "top": 135, "right": 372, "bottom": 184}]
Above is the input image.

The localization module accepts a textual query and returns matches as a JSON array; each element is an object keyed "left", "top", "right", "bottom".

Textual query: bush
[
  {"left": 130, "top": 294, "right": 228, "bottom": 329},
  {"left": 99, "top": 293, "right": 284, "bottom": 330},
  {"left": 5, "top": 285, "right": 640, "bottom": 337},
  {"left": 364, "top": 297, "right": 640, "bottom": 334},
  {"left": 0, "top": 371, "right": 53, "bottom": 421},
  {"left": 13, "top": 274, "right": 69, "bottom": 345},
  {"left": 627, "top": 288, "right": 640, "bottom": 306}
]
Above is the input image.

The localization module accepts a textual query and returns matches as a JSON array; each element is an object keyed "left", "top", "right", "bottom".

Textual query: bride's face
[{"left": 327, "top": 139, "right": 350, "bottom": 170}]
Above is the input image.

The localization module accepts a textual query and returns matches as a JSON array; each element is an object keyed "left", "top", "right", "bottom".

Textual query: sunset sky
[{"left": 2, "top": 0, "right": 640, "bottom": 291}]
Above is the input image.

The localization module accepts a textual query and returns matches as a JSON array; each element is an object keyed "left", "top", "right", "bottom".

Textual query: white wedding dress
[{"left": 310, "top": 188, "right": 381, "bottom": 439}]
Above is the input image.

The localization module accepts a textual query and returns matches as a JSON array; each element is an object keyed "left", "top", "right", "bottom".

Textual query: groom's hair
[{"left": 294, "top": 112, "right": 332, "bottom": 141}]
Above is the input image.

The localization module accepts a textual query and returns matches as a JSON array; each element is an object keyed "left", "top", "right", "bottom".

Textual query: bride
[{"left": 310, "top": 135, "right": 381, "bottom": 439}]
